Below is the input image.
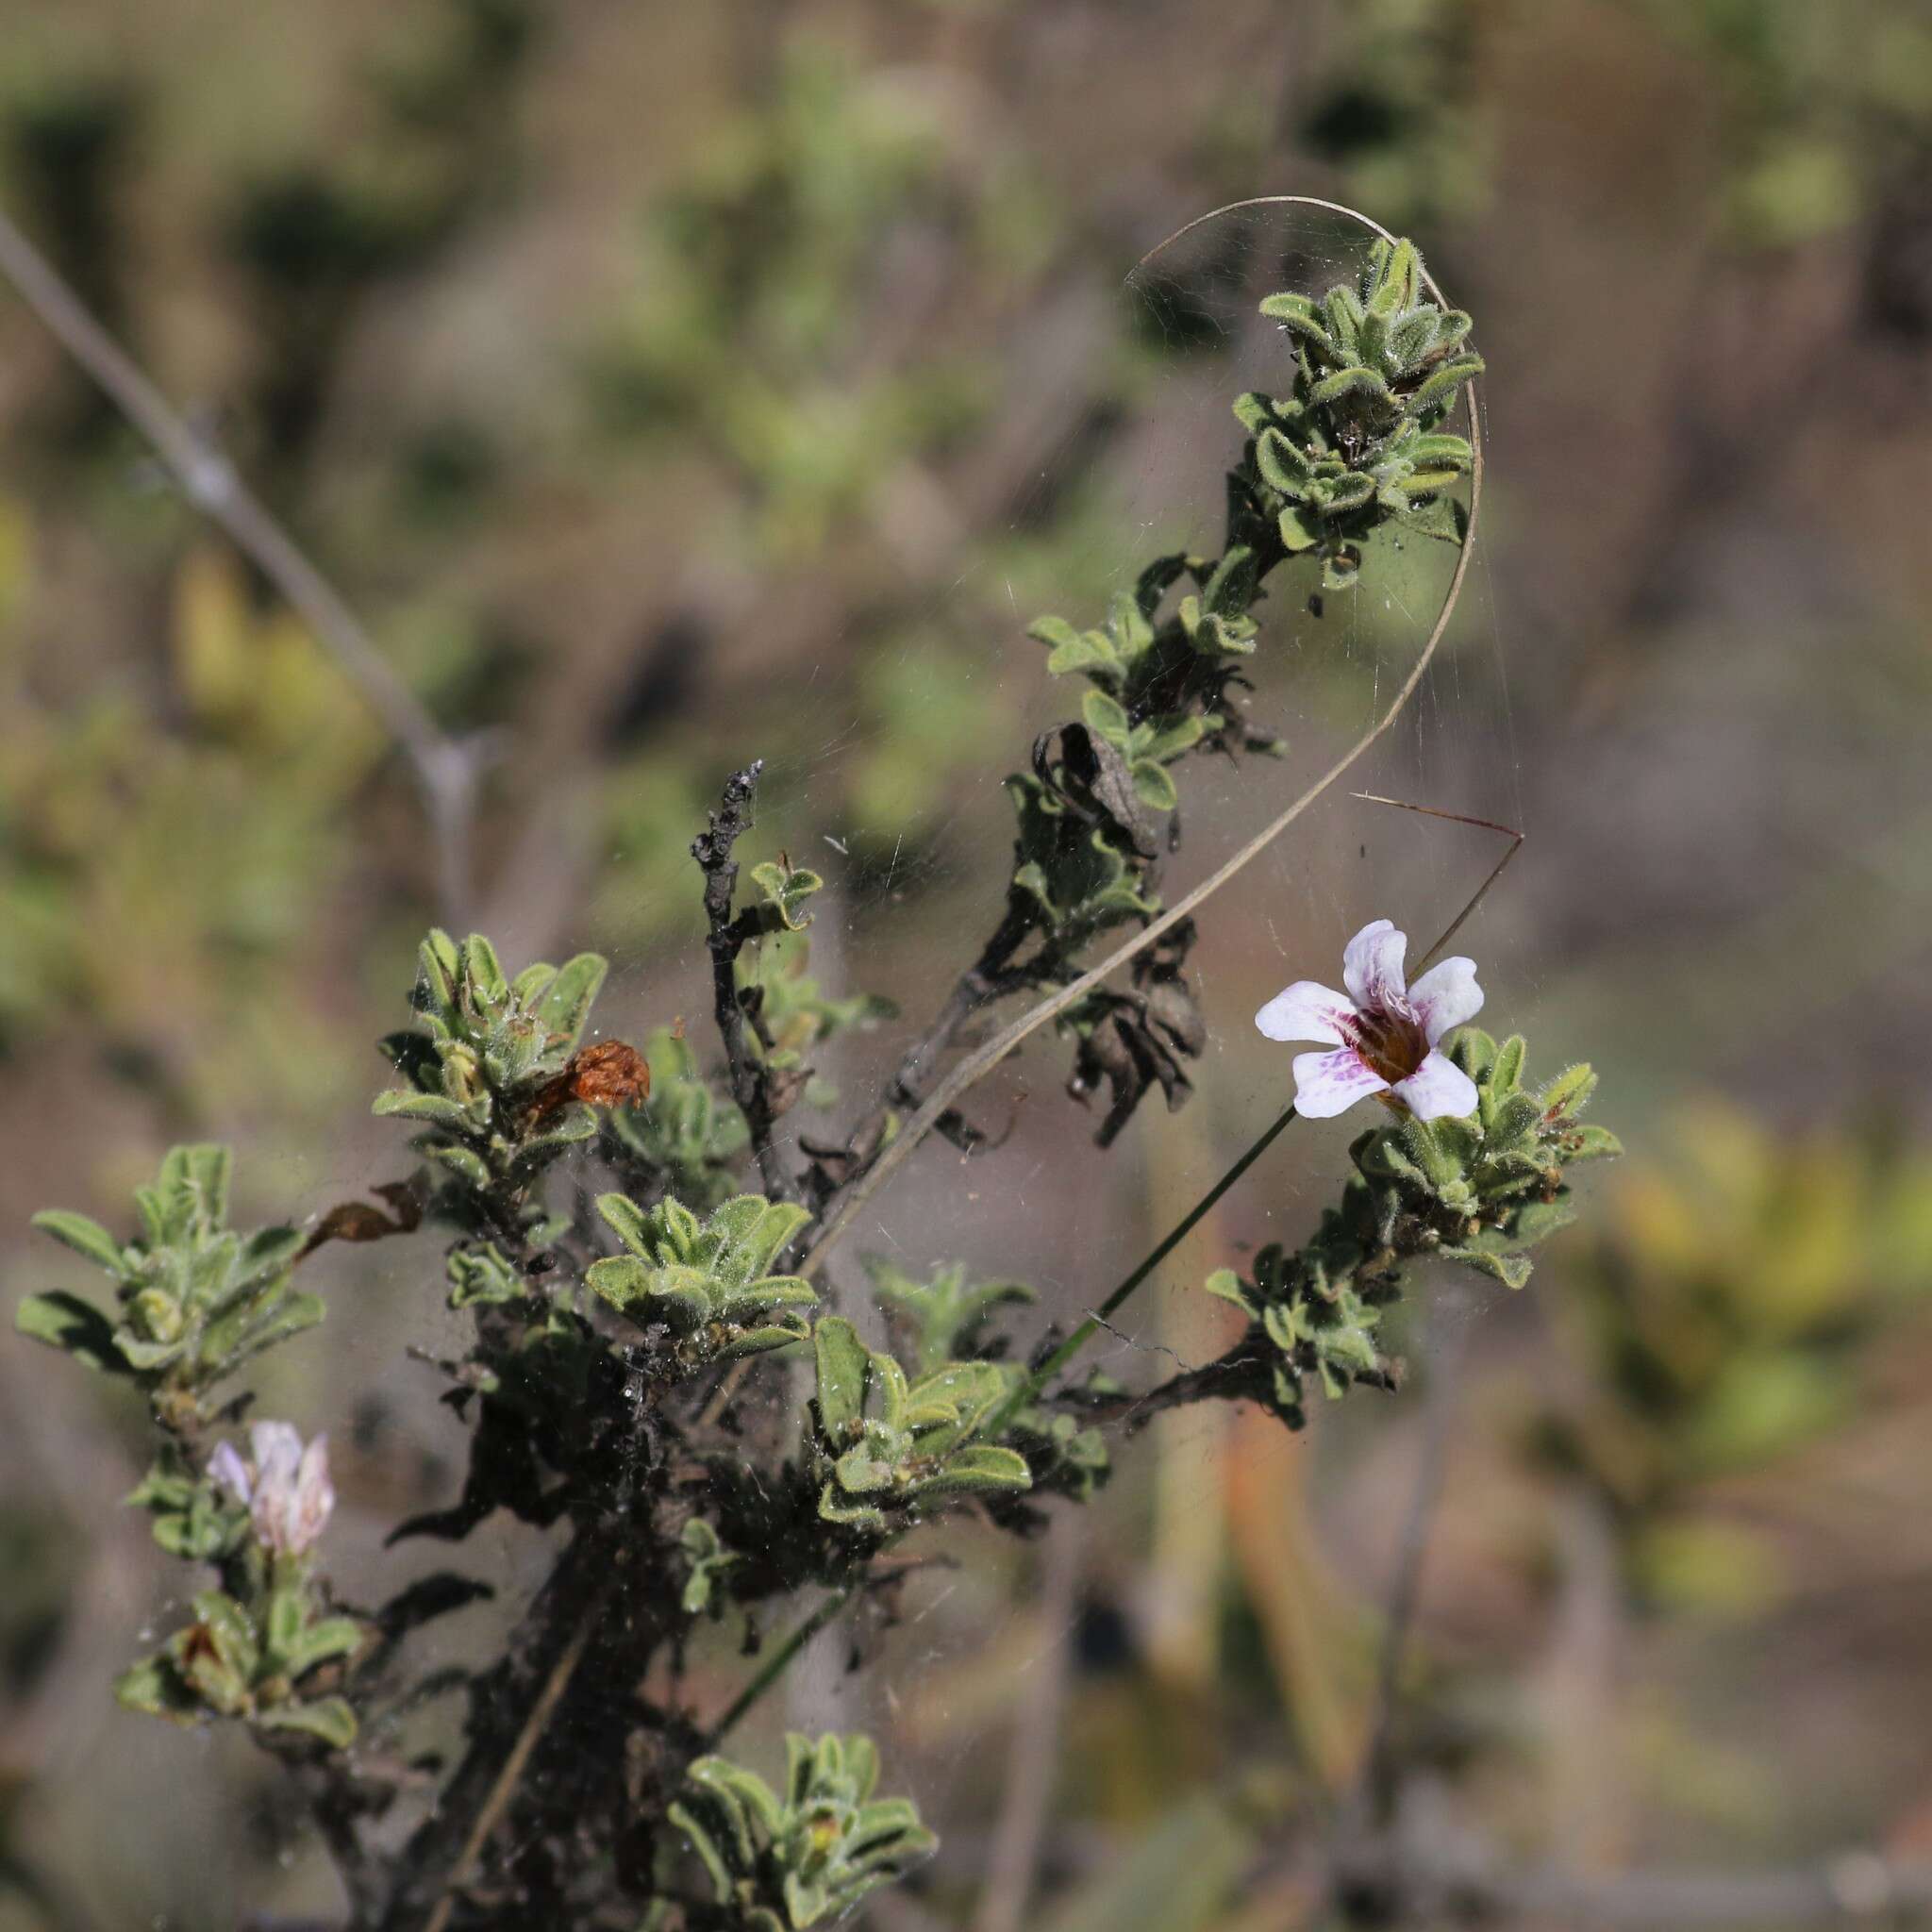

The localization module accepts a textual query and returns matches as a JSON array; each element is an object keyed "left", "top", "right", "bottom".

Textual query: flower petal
[
  {"left": 208, "top": 1440, "right": 252, "bottom": 1506},
  {"left": 250, "top": 1421, "right": 303, "bottom": 1486},
  {"left": 1256, "top": 979, "right": 1356, "bottom": 1044},
  {"left": 291, "top": 1435, "right": 336, "bottom": 1555},
  {"left": 1291, "top": 1046, "right": 1390, "bottom": 1118},
  {"left": 1392, "top": 1049, "right": 1479, "bottom": 1122},
  {"left": 1408, "top": 955, "right": 1483, "bottom": 1044},
  {"left": 1342, "top": 919, "right": 1407, "bottom": 1010}
]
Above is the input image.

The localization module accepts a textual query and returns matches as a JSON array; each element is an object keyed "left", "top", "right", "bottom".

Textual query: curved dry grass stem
[{"left": 798, "top": 195, "right": 1485, "bottom": 1281}]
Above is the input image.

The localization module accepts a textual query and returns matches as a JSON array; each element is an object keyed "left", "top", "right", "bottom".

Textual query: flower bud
[{"left": 209, "top": 1421, "right": 335, "bottom": 1557}]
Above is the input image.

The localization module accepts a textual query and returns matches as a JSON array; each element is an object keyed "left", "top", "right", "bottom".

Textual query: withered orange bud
[
  {"left": 565, "top": 1039, "right": 651, "bottom": 1109},
  {"left": 526, "top": 1040, "right": 652, "bottom": 1126}
]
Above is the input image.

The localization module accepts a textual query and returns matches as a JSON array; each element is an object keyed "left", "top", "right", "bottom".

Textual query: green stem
[
  {"left": 979, "top": 1099, "right": 1300, "bottom": 1442},
  {"left": 706, "top": 1584, "right": 860, "bottom": 1746}
]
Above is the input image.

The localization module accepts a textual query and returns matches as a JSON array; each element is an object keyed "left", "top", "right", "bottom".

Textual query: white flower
[
  {"left": 208, "top": 1422, "right": 335, "bottom": 1558},
  {"left": 1255, "top": 918, "right": 1483, "bottom": 1122}
]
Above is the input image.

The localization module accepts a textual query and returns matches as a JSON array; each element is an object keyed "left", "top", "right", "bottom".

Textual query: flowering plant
[
  {"left": 209, "top": 1421, "right": 337, "bottom": 1558},
  {"left": 1257, "top": 916, "right": 1484, "bottom": 1120},
  {"left": 12, "top": 225, "right": 1615, "bottom": 1931}
]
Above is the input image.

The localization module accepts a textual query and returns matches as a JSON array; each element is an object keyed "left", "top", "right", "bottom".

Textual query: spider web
[
  {"left": 253, "top": 198, "right": 1525, "bottom": 1913},
  {"left": 565, "top": 199, "right": 1528, "bottom": 1869}
]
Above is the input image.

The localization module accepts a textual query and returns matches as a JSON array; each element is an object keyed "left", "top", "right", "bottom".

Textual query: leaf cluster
[
  {"left": 1207, "top": 1030, "right": 1618, "bottom": 1426},
  {"left": 861, "top": 1259, "right": 1109, "bottom": 1503},
  {"left": 810, "top": 1316, "right": 1032, "bottom": 1532},
  {"left": 115, "top": 1574, "right": 363, "bottom": 1751},
  {"left": 588, "top": 1192, "right": 818, "bottom": 1372},
  {"left": 1241, "top": 235, "right": 1482, "bottom": 589},
  {"left": 668, "top": 1732, "right": 936, "bottom": 1931},
  {"left": 375, "top": 928, "right": 609, "bottom": 1198},
  {"left": 18, "top": 1144, "right": 315, "bottom": 1417},
  {"left": 992, "top": 235, "right": 1477, "bottom": 1141}
]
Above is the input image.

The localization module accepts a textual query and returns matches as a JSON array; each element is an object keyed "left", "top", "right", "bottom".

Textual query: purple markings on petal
[
  {"left": 1259, "top": 918, "right": 1485, "bottom": 1124},
  {"left": 1342, "top": 919, "right": 1408, "bottom": 1011},
  {"left": 1291, "top": 1046, "right": 1390, "bottom": 1118},
  {"left": 1392, "top": 1049, "right": 1480, "bottom": 1122},
  {"left": 1255, "top": 980, "right": 1354, "bottom": 1045}
]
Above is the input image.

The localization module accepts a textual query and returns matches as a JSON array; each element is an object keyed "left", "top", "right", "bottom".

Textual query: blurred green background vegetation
[{"left": 4, "top": 0, "right": 1932, "bottom": 1926}]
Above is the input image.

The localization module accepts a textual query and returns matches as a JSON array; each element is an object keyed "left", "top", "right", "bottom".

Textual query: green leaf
[
  {"left": 1277, "top": 506, "right": 1319, "bottom": 553},
  {"left": 179, "top": 1145, "right": 233, "bottom": 1231},
  {"left": 1080, "top": 689, "right": 1131, "bottom": 748},
  {"left": 417, "top": 928, "right": 462, "bottom": 1019},
  {"left": 813, "top": 1317, "right": 872, "bottom": 1435},
  {"left": 239, "top": 1224, "right": 306, "bottom": 1282},
  {"left": 1135, "top": 714, "right": 1208, "bottom": 764},
  {"left": 114, "top": 1655, "right": 199, "bottom": 1725},
  {"left": 818, "top": 1486, "right": 889, "bottom": 1531},
  {"left": 1254, "top": 428, "right": 1312, "bottom": 494},
  {"left": 192, "top": 1590, "right": 260, "bottom": 1680},
  {"left": 750, "top": 861, "right": 824, "bottom": 933},
  {"left": 1405, "top": 352, "right": 1484, "bottom": 418},
  {"left": 585, "top": 1255, "right": 651, "bottom": 1311},
  {"left": 1132, "top": 761, "right": 1179, "bottom": 811},
  {"left": 535, "top": 952, "right": 608, "bottom": 1047},
  {"left": 1310, "top": 364, "right": 1396, "bottom": 413},
  {"left": 1439, "top": 1242, "right": 1534, "bottom": 1290},
  {"left": 1202, "top": 1268, "right": 1255, "bottom": 1316},
  {"left": 914, "top": 1443, "right": 1031, "bottom": 1497},
  {"left": 510, "top": 960, "right": 558, "bottom": 1005},
  {"left": 448, "top": 1243, "right": 524, "bottom": 1308},
  {"left": 462, "top": 933, "right": 508, "bottom": 1005},
  {"left": 280, "top": 1617, "right": 365, "bottom": 1679},
  {"left": 257, "top": 1697, "right": 358, "bottom": 1750},
  {"left": 1201, "top": 544, "right": 1257, "bottom": 618},
  {"left": 1490, "top": 1033, "right": 1527, "bottom": 1094},
  {"left": 717, "top": 1315, "right": 813, "bottom": 1360},
  {"left": 691, "top": 1757, "right": 787, "bottom": 1842},
  {"left": 266, "top": 1587, "right": 307, "bottom": 1663},
  {"left": 1025, "top": 614, "right": 1081, "bottom": 653},
  {"left": 716, "top": 1274, "right": 818, "bottom": 1321},
  {"left": 595, "top": 1191, "right": 660, "bottom": 1256},
  {"left": 203, "top": 1291, "right": 325, "bottom": 1375},
  {"left": 29, "top": 1208, "right": 125, "bottom": 1274},
  {"left": 15, "top": 1291, "right": 127, "bottom": 1374},
  {"left": 372, "top": 1089, "right": 474, "bottom": 1128},
  {"left": 114, "top": 1329, "right": 188, "bottom": 1372},
  {"left": 426, "top": 1143, "right": 491, "bottom": 1190},
  {"left": 1257, "top": 291, "right": 1335, "bottom": 357},
  {"left": 1043, "top": 629, "right": 1121, "bottom": 680},
  {"left": 1107, "top": 588, "right": 1156, "bottom": 655},
  {"left": 1540, "top": 1060, "right": 1598, "bottom": 1119}
]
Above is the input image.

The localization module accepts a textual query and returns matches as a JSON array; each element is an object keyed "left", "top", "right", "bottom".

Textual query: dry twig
[{"left": 0, "top": 204, "right": 481, "bottom": 919}]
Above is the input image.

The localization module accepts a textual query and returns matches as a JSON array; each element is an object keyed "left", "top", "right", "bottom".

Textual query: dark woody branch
[{"left": 692, "top": 760, "right": 803, "bottom": 1205}]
